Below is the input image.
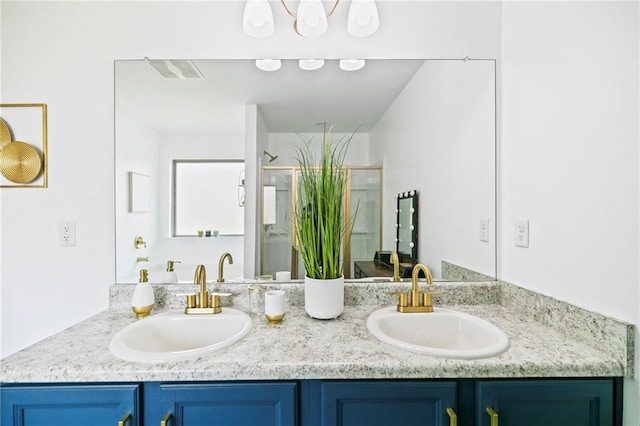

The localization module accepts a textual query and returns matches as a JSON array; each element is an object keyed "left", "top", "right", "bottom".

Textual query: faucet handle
[
  {"left": 175, "top": 293, "right": 198, "bottom": 308},
  {"left": 421, "top": 291, "right": 443, "bottom": 312},
  {"left": 389, "top": 291, "right": 408, "bottom": 308},
  {"left": 209, "top": 292, "right": 232, "bottom": 314}
]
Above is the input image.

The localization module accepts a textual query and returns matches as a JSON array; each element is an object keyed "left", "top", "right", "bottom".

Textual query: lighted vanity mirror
[
  {"left": 114, "top": 59, "right": 496, "bottom": 284},
  {"left": 397, "top": 190, "right": 418, "bottom": 263}
]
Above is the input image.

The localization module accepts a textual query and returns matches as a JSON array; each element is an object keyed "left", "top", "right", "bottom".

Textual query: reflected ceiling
[{"left": 115, "top": 59, "right": 422, "bottom": 133}]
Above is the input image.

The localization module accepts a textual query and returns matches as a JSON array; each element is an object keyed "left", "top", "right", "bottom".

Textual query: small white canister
[{"left": 264, "top": 290, "right": 286, "bottom": 323}]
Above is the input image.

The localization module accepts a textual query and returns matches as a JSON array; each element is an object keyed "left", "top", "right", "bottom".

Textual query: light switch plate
[{"left": 515, "top": 220, "right": 529, "bottom": 248}]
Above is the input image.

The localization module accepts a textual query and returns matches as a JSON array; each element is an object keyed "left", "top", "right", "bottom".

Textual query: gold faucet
[
  {"left": 390, "top": 252, "right": 401, "bottom": 282},
  {"left": 391, "top": 263, "right": 441, "bottom": 313},
  {"left": 195, "top": 265, "right": 208, "bottom": 308},
  {"left": 185, "top": 264, "right": 230, "bottom": 315},
  {"left": 217, "top": 252, "right": 233, "bottom": 283}
]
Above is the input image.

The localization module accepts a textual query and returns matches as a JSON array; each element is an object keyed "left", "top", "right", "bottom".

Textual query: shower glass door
[
  {"left": 345, "top": 167, "right": 382, "bottom": 278},
  {"left": 261, "top": 168, "right": 295, "bottom": 278},
  {"left": 261, "top": 166, "right": 382, "bottom": 279}
]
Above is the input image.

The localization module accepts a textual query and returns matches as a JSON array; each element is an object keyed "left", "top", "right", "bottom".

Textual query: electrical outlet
[
  {"left": 60, "top": 220, "right": 76, "bottom": 247},
  {"left": 515, "top": 220, "right": 529, "bottom": 248},
  {"left": 479, "top": 219, "right": 490, "bottom": 242}
]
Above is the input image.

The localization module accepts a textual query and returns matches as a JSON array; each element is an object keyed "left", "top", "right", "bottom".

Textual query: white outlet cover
[
  {"left": 60, "top": 220, "right": 77, "bottom": 247},
  {"left": 515, "top": 220, "right": 529, "bottom": 248}
]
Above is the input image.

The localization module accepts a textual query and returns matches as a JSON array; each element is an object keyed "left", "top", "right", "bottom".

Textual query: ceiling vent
[{"left": 147, "top": 60, "right": 204, "bottom": 79}]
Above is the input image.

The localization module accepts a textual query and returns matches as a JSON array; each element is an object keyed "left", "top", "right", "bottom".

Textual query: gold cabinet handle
[
  {"left": 118, "top": 413, "right": 132, "bottom": 426},
  {"left": 446, "top": 407, "right": 457, "bottom": 426},
  {"left": 160, "top": 413, "right": 172, "bottom": 426},
  {"left": 486, "top": 407, "right": 499, "bottom": 426}
]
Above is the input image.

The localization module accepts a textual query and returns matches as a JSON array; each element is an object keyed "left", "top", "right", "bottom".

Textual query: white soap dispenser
[
  {"left": 163, "top": 260, "right": 181, "bottom": 283},
  {"left": 132, "top": 269, "right": 154, "bottom": 319}
]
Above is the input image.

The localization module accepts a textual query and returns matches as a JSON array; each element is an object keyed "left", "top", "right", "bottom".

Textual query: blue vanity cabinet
[
  {"left": 0, "top": 378, "right": 621, "bottom": 425},
  {"left": 0, "top": 383, "right": 140, "bottom": 426},
  {"left": 475, "top": 379, "right": 618, "bottom": 426},
  {"left": 301, "top": 380, "right": 459, "bottom": 426},
  {"left": 144, "top": 381, "right": 298, "bottom": 426}
]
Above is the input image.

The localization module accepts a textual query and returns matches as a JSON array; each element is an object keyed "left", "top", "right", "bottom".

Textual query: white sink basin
[
  {"left": 109, "top": 309, "right": 252, "bottom": 363},
  {"left": 366, "top": 306, "right": 509, "bottom": 359}
]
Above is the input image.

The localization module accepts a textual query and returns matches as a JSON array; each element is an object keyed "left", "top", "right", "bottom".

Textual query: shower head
[{"left": 263, "top": 150, "right": 278, "bottom": 163}]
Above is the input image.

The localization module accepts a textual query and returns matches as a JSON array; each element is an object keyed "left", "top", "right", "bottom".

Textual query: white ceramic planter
[{"left": 304, "top": 276, "right": 344, "bottom": 319}]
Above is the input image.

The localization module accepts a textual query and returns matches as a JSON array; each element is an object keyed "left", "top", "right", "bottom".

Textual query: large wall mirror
[{"left": 115, "top": 59, "right": 496, "bottom": 283}]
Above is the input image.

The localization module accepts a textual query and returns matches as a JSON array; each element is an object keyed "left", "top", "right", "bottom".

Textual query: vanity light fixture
[
  {"left": 347, "top": 0, "right": 380, "bottom": 37},
  {"left": 242, "top": 0, "right": 379, "bottom": 38},
  {"left": 242, "top": 0, "right": 275, "bottom": 38},
  {"left": 295, "top": 0, "right": 330, "bottom": 38},
  {"left": 254, "top": 58, "right": 364, "bottom": 72},
  {"left": 299, "top": 59, "right": 325, "bottom": 71},
  {"left": 255, "top": 59, "right": 282, "bottom": 71},
  {"left": 339, "top": 59, "right": 365, "bottom": 71}
]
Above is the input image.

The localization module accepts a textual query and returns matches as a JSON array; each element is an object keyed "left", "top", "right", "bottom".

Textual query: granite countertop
[{"left": 0, "top": 280, "right": 630, "bottom": 383}]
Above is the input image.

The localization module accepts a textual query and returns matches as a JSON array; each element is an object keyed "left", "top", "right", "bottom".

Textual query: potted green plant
[{"left": 293, "top": 126, "right": 355, "bottom": 319}]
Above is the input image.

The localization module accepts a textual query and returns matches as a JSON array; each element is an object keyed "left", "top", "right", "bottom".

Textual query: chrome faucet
[
  {"left": 390, "top": 263, "right": 441, "bottom": 313},
  {"left": 217, "top": 252, "right": 233, "bottom": 283},
  {"left": 184, "top": 264, "right": 230, "bottom": 315},
  {"left": 390, "top": 252, "right": 401, "bottom": 282}
]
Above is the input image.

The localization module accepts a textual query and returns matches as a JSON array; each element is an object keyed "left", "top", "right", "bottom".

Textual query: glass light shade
[
  {"left": 295, "top": 0, "right": 328, "bottom": 38},
  {"left": 255, "top": 59, "right": 282, "bottom": 72},
  {"left": 243, "top": 0, "right": 275, "bottom": 38},
  {"left": 299, "top": 59, "right": 325, "bottom": 71},
  {"left": 347, "top": 0, "right": 379, "bottom": 37},
  {"left": 339, "top": 59, "right": 366, "bottom": 71}
]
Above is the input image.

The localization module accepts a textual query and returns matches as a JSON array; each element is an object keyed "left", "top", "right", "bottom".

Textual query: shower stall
[{"left": 260, "top": 165, "right": 382, "bottom": 279}]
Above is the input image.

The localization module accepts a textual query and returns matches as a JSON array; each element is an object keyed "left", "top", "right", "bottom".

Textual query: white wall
[
  {"left": 244, "top": 104, "right": 260, "bottom": 277},
  {"left": 501, "top": 0, "right": 638, "bottom": 328},
  {"left": 500, "top": 2, "right": 639, "bottom": 422},
  {"left": 371, "top": 60, "right": 496, "bottom": 278},
  {"left": 268, "top": 132, "right": 371, "bottom": 167},
  {"left": 114, "top": 111, "right": 161, "bottom": 283}
]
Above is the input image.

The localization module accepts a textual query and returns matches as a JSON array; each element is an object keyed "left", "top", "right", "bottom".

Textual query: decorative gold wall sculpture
[
  {"left": 0, "top": 118, "right": 11, "bottom": 149},
  {"left": 0, "top": 103, "right": 48, "bottom": 188}
]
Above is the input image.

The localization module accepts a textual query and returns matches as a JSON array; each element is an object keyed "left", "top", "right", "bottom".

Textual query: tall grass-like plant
[{"left": 293, "top": 127, "right": 355, "bottom": 280}]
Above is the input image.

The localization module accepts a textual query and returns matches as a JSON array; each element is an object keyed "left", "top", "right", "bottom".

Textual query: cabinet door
[
  {"left": 150, "top": 382, "right": 297, "bottom": 426},
  {"left": 476, "top": 379, "right": 614, "bottom": 426},
  {"left": 0, "top": 383, "right": 140, "bottom": 426},
  {"left": 303, "top": 380, "right": 457, "bottom": 426}
]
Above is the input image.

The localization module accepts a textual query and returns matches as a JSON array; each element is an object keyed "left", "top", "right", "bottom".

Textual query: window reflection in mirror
[{"left": 172, "top": 160, "right": 244, "bottom": 237}]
